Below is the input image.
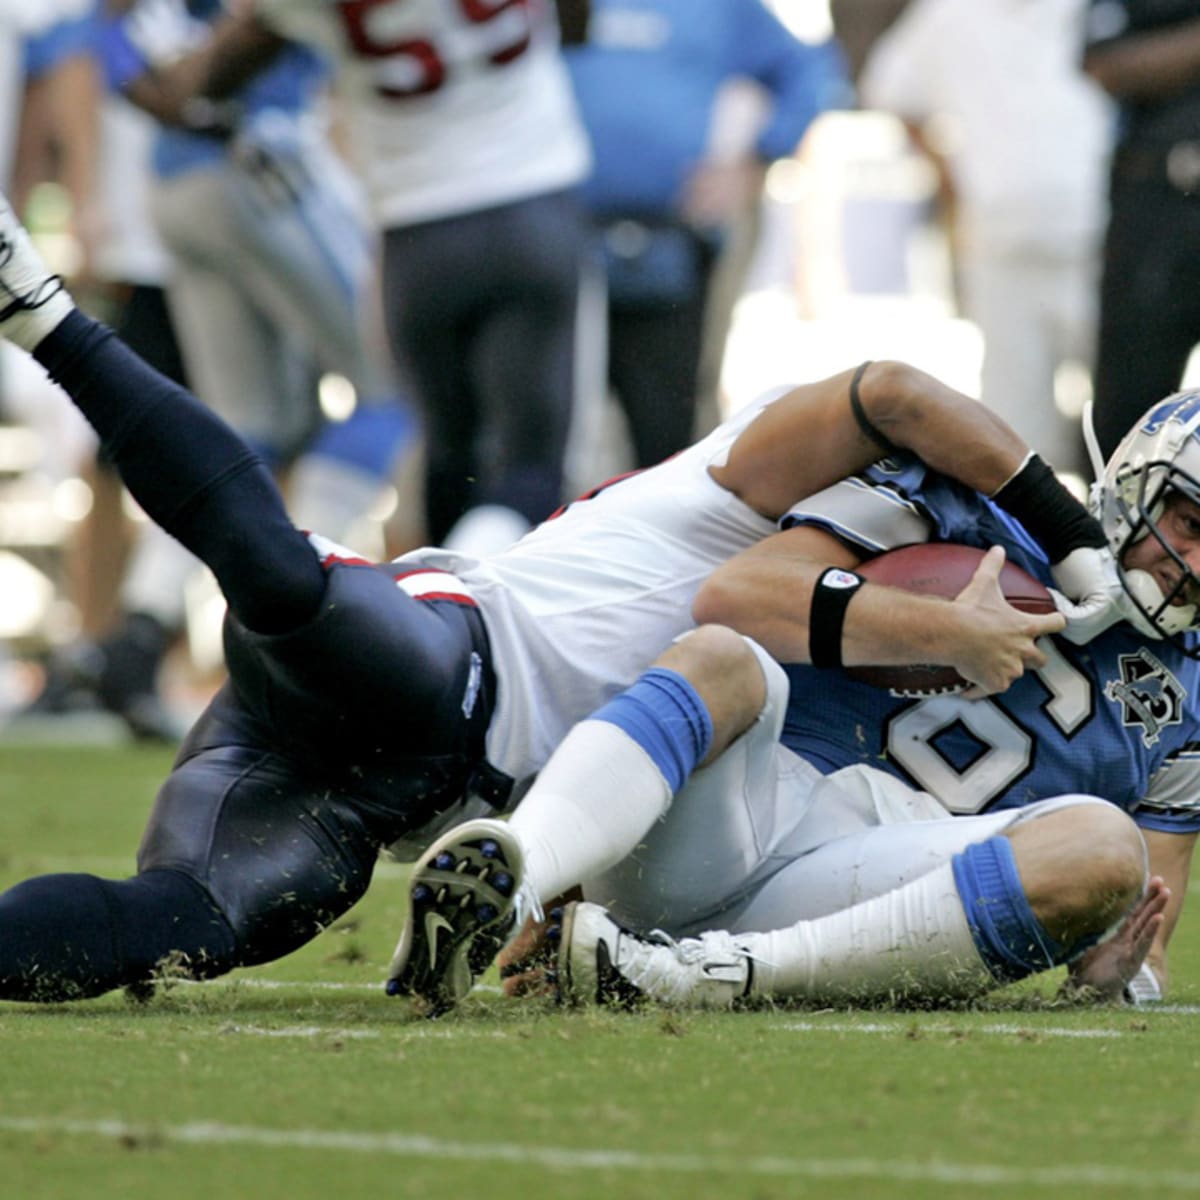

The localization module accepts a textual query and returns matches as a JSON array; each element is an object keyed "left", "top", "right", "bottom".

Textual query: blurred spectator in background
[
  {"left": 170, "top": 0, "right": 593, "bottom": 555},
  {"left": 26, "top": 0, "right": 417, "bottom": 739},
  {"left": 564, "top": 0, "right": 848, "bottom": 468},
  {"left": 4, "top": 2, "right": 97, "bottom": 238},
  {"left": 828, "top": 0, "right": 910, "bottom": 82},
  {"left": 1084, "top": 0, "right": 1200, "bottom": 460},
  {"left": 861, "top": 0, "right": 1113, "bottom": 479},
  {"left": 60, "top": 35, "right": 189, "bottom": 645}
]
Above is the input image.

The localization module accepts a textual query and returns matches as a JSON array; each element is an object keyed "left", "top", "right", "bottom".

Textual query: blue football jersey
[{"left": 779, "top": 456, "right": 1200, "bottom": 835}]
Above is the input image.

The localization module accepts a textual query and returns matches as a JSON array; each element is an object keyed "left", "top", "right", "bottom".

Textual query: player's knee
[
  {"left": 662, "top": 626, "right": 765, "bottom": 739},
  {"left": 1014, "top": 800, "right": 1146, "bottom": 940},
  {"left": 666, "top": 624, "right": 757, "bottom": 678},
  {"left": 1076, "top": 804, "right": 1147, "bottom": 927}
]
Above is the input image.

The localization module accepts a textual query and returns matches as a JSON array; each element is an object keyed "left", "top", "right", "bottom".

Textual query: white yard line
[
  {"left": 773, "top": 1020, "right": 1126, "bottom": 1039},
  {"left": 202, "top": 1023, "right": 511, "bottom": 1041},
  {"left": 0, "top": 1115, "right": 1196, "bottom": 1189}
]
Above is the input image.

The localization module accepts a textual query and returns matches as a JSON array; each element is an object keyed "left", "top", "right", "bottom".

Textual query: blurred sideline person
[
  {"left": 1083, "top": 0, "right": 1200, "bottom": 461},
  {"left": 390, "top": 401, "right": 1200, "bottom": 1014},
  {"left": 24, "top": 0, "right": 418, "bottom": 739},
  {"left": 63, "top": 31, "right": 188, "bottom": 638},
  {"left": 828, "top": 0, "right": 910, "bottom": 83},
  {"left": 0, "top": 194, "right": 1117, "bottom": 1004},
  {"left": 5, "top": 2, "right": 97, "bottom": 236},
  {"left": 147, "top": 0, "right": 595, "bottom": 552},
  {"left": 564, "top": 0, "right": 849, "bottom": 467},
  {"left": 860, "top": 0, "right": 1113, "bottom": 477}
]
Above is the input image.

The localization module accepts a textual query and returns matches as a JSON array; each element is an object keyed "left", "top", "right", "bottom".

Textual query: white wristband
[{"left": 1123, "top": 962, "right": 1163, "bottom": 1006}]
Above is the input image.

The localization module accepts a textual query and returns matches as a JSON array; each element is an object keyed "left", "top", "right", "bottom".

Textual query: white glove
[{"left": 1049, "top": 546, "right": 1130, "bottom": 644}]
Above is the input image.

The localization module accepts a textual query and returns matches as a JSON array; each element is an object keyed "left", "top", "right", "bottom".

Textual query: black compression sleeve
[{"left": 991, "top": 453, "right": 1106, "bottom": 564}]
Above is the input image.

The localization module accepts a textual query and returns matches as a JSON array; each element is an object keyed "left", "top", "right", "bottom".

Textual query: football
[{"left": 845, "top": 542, "right": 1056, "bottom": 694}]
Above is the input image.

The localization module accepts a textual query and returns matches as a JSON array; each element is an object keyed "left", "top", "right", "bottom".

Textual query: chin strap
[
  {"left": 1123, "top": 568, "right": 1193, "bottom": 638},
  {"left": 1082, "top": 399, "right": 1107, "bottom": 484}
]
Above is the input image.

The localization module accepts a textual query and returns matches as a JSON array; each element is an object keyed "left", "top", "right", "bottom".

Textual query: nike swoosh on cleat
[
  {"left": 423, "top": 911, "right": 455, "bottom": 974},
  {"left": 702, "top": 962, "right": 745, "bottom": 981}
]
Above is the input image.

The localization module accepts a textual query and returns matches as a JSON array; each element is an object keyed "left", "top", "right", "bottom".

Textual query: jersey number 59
[{"left": 335, "top": 0, "right": 533, "bottom": 98}]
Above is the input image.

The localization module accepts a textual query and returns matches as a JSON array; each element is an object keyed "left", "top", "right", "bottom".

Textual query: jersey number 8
[{"left": 886, "top": 639, "right": 1091, "bottom": 814}]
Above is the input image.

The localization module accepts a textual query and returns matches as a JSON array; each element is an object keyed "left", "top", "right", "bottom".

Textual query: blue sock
[
  {"left": 951, "top": 837, "right": 1065, "bottom": 982},
  {"left": 590, "top": 668, "right": 714, "bottom": 793}
]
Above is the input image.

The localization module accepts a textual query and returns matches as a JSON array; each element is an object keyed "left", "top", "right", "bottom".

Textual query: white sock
[
  {"left": 509, "top": 719, "right": 672, "bottom": 904},
  {"left": 744, "top": 863, "right": 994, "bottom": 1004},
  {"left": 3, "top": 285, "right": 73, "bottom": 352},
  {"left": 0, "top": 197, "right": 75, "bottom": 351}
]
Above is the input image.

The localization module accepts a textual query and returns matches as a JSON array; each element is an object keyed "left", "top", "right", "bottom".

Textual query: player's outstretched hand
[
  {"left": 1064, "top": 876, "right": 1169, "bottom": 1003},
  {"left": 953, "top": 546, "right": 1066, "bottom": 698}
]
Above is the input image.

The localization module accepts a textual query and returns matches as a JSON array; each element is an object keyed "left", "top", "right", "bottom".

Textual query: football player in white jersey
[
  {"left": 431, "top": 399, "right": 1200, "bottom": 1012},
  {"left": 139, "top": 0, "right": 594, "bottom": 551},
  {"left": 0, "top": 194, "right": 1120, "bottom": 1005}
]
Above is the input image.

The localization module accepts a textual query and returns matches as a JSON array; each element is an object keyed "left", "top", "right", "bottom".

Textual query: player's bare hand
[
  {"left": 497, "top": 889, "right": 581, "bottom": 998},
  {"left": 953, "top": 546, "right": 1066, "bottom": 697},
  {"left": 1064, "top": 877, "right": 1169, "bottom": 1003}
]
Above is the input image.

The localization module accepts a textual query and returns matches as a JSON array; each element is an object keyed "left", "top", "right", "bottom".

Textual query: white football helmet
[{"left": 1092, "top": 390, "right": 1200, "bottom": 649}]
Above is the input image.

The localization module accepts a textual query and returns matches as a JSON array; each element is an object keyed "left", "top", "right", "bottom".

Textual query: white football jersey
[
  {"left": 252, "top": 0, "right": 590, "bottom": 226},
  {"left": 397, "top": 389, "right": 792, "bottom": 790}
]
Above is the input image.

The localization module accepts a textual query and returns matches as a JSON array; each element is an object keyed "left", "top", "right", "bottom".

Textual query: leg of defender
[{"left": 385, "top": 819, "right": 525, "bottom": 1016}]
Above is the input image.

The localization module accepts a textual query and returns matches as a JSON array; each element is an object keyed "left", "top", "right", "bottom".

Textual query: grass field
[{"left": 2, "top": 744, "right": 1200, "bottom": 1200}]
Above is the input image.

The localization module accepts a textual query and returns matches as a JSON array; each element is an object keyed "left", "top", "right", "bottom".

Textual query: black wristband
[
  {"left": 849, "top": 361, "right": 900, "bottom": 456},
  {"left": 809, "top": 567, "right": 866, "bottom": 668},
  {"left": 991, "top": 453, "right": 1106, "bottom": 564}
]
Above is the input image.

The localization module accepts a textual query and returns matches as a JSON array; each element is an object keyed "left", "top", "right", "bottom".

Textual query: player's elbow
[
  {"left": 855, "top": 360, "right": 927, "bottom": 441},
  {"left": 692, "top": 568, "right": 748, "bottom": 630}
]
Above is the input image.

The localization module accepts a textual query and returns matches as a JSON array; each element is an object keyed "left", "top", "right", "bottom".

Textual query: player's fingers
[
  {"left": 1131, "top": 913, "right": 1165, "bottom": 960},
  {"left": 1127, "top": 883, "right": 1170, "bottom": 939},
  {"left": 1022, "top": 641, "right": 1049, "bottom": 669},
  {"left": 957, "top": 544, "right": 1006, "bottom": 602},
  {"left": 1029, "top": 611, "right": 1067, "bottom": 637}
]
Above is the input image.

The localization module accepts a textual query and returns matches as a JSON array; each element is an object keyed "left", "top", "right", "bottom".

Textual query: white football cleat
[
  {"left": 0, "top": 193, "right": 73, "bottom": 350},
  {"left": 385, "top": 817, "right": 529, "bottom": 1016},
  {"left": 557, "top": 901, "right": 752, "bottom": 1009}
]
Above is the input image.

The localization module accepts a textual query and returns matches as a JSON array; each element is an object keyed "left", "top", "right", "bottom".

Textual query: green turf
[{"left": 1, "top": 744, "right": 1199, "bottom": 1200}]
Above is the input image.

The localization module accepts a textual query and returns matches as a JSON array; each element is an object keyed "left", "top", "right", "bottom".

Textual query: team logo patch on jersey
[
  {"left": 462, "top": 652, "right": 483, "bottom": 719},
  {"left": 1104, "top": 649, "right": 1186, "bottom": 748}
]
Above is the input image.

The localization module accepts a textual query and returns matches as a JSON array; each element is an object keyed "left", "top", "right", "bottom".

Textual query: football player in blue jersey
[
  {"left": 413, "top": 386, "right": 1200, "bottom": 1012},
  {"left": 0, "top": 193, "right": 1120, "bottom": 1007}
]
